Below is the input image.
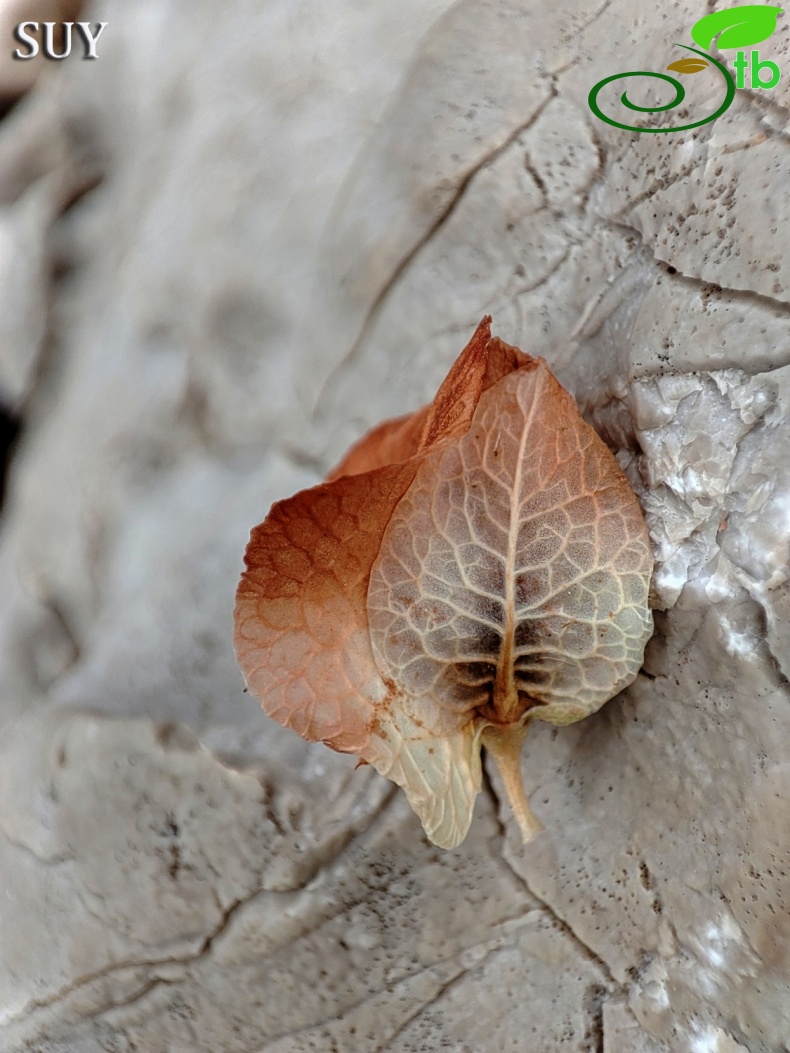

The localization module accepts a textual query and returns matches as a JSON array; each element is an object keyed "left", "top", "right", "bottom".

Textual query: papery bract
[{"left": 234, "top": 319, "right": 653, "bottom": 848}]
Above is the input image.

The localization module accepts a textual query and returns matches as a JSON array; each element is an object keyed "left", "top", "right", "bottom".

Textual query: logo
[{"left": 589, "top": 4, "right": 782, "bottom": 132}]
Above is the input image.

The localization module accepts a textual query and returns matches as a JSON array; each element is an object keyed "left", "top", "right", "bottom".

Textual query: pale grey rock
[
  {"left": 0, "top": 171, "right": 54, "bottom": 408},
  {"left": 1, "top": 0, "right": 789, "bottom": 1051}
]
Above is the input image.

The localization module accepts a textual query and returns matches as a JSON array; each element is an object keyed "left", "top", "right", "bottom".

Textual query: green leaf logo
[
  {"left": 691, "top": 5, "right": 783, "bottom": 50},
  {"left": 667, "top": 57, "right": 710, "bottom": 73}
]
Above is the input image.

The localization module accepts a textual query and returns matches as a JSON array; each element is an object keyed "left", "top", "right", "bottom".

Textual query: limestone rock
[{"left": 0, "top": 1, "right": 788, "bottom": 1050}]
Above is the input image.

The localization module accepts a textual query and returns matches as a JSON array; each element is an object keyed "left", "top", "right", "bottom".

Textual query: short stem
[{"left": 482, "top": 723, "right": 543, "bottom": 843}]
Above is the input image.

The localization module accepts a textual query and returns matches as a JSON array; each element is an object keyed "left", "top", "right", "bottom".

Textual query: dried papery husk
[{"left": 234, "top": 318, "right": 653, "bottom": 848}]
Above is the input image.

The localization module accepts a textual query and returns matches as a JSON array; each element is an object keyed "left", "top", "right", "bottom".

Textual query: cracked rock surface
[{"left": 1, "top": 1, "right": 789, "bottom": 1050}]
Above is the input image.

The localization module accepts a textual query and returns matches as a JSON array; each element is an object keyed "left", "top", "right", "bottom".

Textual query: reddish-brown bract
[{"left": 234, "top": 319, "right": 653, "bottom": 848}]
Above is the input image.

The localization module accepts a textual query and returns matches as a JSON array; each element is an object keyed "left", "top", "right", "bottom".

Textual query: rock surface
[{"left": 0, "top": 1, "right": 788, "bottom": 1050}]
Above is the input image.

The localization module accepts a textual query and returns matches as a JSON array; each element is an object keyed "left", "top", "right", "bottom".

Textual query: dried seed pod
[{"left": 234, "top": 319, "right": 653, "bottom": 849}]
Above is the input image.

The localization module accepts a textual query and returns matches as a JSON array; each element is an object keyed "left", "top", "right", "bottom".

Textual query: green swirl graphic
[{"left": 588, "top": 44, "right": 736, "bottom": 133}]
